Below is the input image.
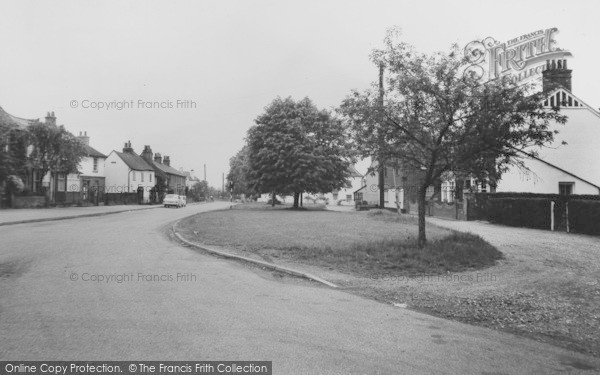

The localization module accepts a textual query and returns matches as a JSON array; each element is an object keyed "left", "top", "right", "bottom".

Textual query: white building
[
  {"left": 104, "top": 141, "right": 155, "bottom": 203},
  {"left": 496, "top": 60, "right": 600, "bottom": 195}
]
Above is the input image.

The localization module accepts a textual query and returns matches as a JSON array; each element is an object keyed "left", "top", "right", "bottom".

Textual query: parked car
[{"left": 163, "top": 194, "right": 186, "bottom": 208}]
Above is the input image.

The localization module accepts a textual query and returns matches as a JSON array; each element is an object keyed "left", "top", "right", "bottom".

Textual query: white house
[
  {"left": 52, "top": 131, "right": 108, "bottom": 203},
  {"left": 104, "top": 141, "right": 155, "bottom": 203},
  {"left": 496, "top": 60, "right": 600, "bottom": 195},
  {"left": 322, "top": 165, "right": 365, "bottom": 206}
]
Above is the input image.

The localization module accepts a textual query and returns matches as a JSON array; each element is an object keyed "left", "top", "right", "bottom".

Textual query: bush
[
  {"left": 569, "top": 200, "right": 600, "bottom": 235},
  {"left": 487, "top": 197, "right": 551, "bottom": 229}
]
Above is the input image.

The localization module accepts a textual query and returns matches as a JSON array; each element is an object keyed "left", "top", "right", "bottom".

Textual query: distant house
[
  {"left": 323, "top": 165, "right": 365, "bottom": 206},
  {"left": 140, "top": 145, "right": 187, "bottom": 197},
  {"left": 180, "top": 168, "right": 201, "bottom": 190},
  {"left": 104, "top": 141, "right": 155, "bottom": 203}
]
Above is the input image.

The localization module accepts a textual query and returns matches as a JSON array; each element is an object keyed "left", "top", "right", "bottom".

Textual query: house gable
[{"left": 542, "top": 88, "right": 600, "bottom": 120}]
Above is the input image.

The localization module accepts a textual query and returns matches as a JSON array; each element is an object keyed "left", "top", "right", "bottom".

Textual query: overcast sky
[{"left": 1, "top": 0, "right": 598, "bottom": 188}]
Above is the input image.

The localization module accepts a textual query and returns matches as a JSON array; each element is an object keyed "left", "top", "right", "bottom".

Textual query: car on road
[{"left": 163, "top": 194, "right": 186, "bottom": 208}]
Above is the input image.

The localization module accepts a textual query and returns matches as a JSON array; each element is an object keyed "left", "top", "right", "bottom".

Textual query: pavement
[
  {"left": 1, "top": 202, "right": 599, "bottom": 374},
  {"left": 0, "top": 203, "right": 163, "bottom": 226}
]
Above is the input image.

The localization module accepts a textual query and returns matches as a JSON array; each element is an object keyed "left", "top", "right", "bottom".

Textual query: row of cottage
[{"left": 0, "top": 109, "right": 201, "bottom": 205}]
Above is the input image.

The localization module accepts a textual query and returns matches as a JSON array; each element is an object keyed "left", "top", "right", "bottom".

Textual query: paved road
[{"left": 1, "top": 203, "right": 599, "bottom": 374}]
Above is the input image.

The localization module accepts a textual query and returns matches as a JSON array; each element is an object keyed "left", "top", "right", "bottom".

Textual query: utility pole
[
  {"left": 222, "top": 173, "right": 225, "bottom": 198},
  {"left": 204, "top": 164, "right": 206, "bottom": 181},
  {"left": 378, "top": 63, "right": 385, "bottom": 209}
]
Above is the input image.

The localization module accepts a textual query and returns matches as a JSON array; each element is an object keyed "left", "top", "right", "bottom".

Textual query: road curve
[{"left": 0, "top": 202, "right": 598, "bottom": 374}]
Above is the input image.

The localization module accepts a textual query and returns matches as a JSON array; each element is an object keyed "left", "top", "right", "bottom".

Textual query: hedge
[
  {"left": 569, "top": 200, "right": 600, "bottom": 235},
  {"left": 487, "top": 197, "right": 552, "bottom": 229}
]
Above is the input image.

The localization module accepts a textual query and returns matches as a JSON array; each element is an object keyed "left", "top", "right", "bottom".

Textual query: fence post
[
  {"left": 566, "top": 201, "right": 570, "bottom": 233},
  {"left": 550, "top": 201, "right": 555, "bottom": 231}
]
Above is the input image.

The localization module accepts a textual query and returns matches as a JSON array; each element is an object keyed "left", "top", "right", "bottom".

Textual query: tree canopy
[
  {"left": 27, "top": 121, "right": 87, "bottom": 182},
  {"left": 339, "top": 30, "right": 567, "bottom": 246},
  {"left": 245, "top": 96, "right": 355, "bottom": 207}
]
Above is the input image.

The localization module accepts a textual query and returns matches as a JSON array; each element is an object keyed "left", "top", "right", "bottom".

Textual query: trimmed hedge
[
  {"left": 487, "top": 197, "right": 552, "bottom": 229},
  {"left": 467, "top": 193, "right": 600, "bottom": 235},
  {"left": 569, "top": 200, "right": 600, "bottom": 235}
]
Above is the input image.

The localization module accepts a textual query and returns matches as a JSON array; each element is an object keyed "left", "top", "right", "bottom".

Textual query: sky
[{"left": 1, "top": 0, "right": 598, "bottom": 188}]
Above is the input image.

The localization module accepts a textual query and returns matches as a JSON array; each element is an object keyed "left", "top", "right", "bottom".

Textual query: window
[
  {"left": 57, "top": 174, "right": 66, "bottom": 192},
  {"left": 346, "top": 194, "right": 352, "bottom": 202},
  {"left": 441, "top": 180, "right": 455, "bottom": 203},
  {"left": 93, "top": 158, "right": 98, "bottom": 172},
  {"left": 559, "top": 182, "right": 574, "bottom": 195},
  {"left": 132, "top": 171, "right": 136, "bottom": 181},
  {"left": 150, "top": 174, "right": 152, "bottom": 182},
  {"left": 141, "top": 172, "right": 144, "bottom": 182}
]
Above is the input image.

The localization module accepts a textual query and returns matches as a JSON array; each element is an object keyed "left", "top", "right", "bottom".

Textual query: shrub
[{"left": 569, "top": 200, "right": 600, "bottom": 235}]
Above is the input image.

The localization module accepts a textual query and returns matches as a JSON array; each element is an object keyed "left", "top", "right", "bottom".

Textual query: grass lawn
[{"left": 178, "top": 203, "right": 502, "bottom": 276}]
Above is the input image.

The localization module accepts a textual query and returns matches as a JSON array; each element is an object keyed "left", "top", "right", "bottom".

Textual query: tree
[
  {"left": 339, "top": 30, "right": 567, "bottom": 247},
  {"left": 27, "top": 121, "right": 86, "bottom": 195},
  {"left": 226, "top": 145, "right": 253, "bottom": 198},
  {"left": 0, "top": 124, "right": 28, "bottom": 186},
  {"left": 246, "top": 97, "right": 354, "bottom": 208}
]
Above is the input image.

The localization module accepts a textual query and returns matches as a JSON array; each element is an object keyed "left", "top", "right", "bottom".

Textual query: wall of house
[
  {"left": 538, "top": 107, "right": 600, "bottom": 188},
  {"left": 79, "top": 155, "right": 106, "bottom": 177},
  {"left": 104, "top": 152, "right": 156, "bottom": 203},
  {"left": 496, "top": 156, "right": 599, "bottom": 195}
]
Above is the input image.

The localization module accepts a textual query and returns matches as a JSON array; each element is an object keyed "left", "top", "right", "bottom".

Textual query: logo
[{"left": 464, "top": 27, "right": 572, "bottom": 85}]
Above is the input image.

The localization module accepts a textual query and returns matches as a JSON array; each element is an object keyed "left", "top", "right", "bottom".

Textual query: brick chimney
[
  {"left": 77, "top": 131, "right": 90, "bottom": 146},
  {"left": 123, "top": 140, "right": 133, "bottom": 153},
  {"left": 163, "top": 155, "right": 170, "bottom": 167},
  {"left": 45, "top": 111, "right": 56, "bottom": 126},
  {"left": 542, "top": 59, "right": 572, "bottom": 92},
  {"left": 154, "top": 152, "right": 162, "bottom": 164},
  {"left": 141, "top": 145, "right": 153, "bottom": 163}
]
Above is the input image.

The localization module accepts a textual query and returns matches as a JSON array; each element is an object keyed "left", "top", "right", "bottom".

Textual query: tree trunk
[
  {"left": 417, "top": 186, "right": 427, "bottom": 248},
  {"left": 271, "top": 190, "right": 276, "bottom": 207},
  {"left": 300, "top": 193, "right": 303, "bottom": 207},
  {"left": 293, "top": 192, "right": 299, "bottom": 208},
  {"left": 378, "top": 163, "right": 385, "bottom": 209}
]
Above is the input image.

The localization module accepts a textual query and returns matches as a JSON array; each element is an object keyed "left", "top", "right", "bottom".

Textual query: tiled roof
[
  {"left": 84, "top": 144, "right": 107, "bottom": 159},
  {"left": 115, "top": 151, "right": 154, "bottom": 171},
  {"left": 152, "top": 161, "right": 186, "bottom": 177},
  {"left": 0, "top": 106, "right": 37, "bottom": 129}
]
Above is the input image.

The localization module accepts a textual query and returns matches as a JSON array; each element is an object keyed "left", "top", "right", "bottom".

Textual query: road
[{"left": 1, "top": 202, "right": 599, "bottom": 374}]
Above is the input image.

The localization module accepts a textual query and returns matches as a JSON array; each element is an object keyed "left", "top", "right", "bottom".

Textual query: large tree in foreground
[
  {"left": 246, "top": 97, "right": 354, "bottom": 207},
  {"left": 339, "top": 30, "right": 567, "bottom": 246}
]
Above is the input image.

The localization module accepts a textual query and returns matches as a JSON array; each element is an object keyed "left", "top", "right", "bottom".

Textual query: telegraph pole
[{"left": 378, "top": 63, "right": 385, "bottom": 209}]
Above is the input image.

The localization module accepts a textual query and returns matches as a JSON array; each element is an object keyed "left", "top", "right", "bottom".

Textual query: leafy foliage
[
  {"left": 0, "top": 124, "right": 28, "bottom": 185},
  {"left": 226, "top": 145, "right": 253, "bottom": 197},
  {"left": 245, "top": 97, "right": 355, "bottom": 206},
  {"left": 338, "top": 29, "right": 567, "bottom": 245},
  {"left": 27, "top": 121, "right": 87, "bottom": 180}
]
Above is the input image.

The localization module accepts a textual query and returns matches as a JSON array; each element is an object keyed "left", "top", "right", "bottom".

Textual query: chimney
[
  {"left": 45, "top": 111, "right": 56, "bottom": 126},
  {"left": 154, "top": 152, "right": 162, "bottom": 164},
  {"left": 542, "top": 59, "right": 572, "bottom": 92},
  {"left": 163, "top": 156, "right": 170, "bottom": 167},
  {"left": 77, "top": 131, "right": 90, "bottom": 146},
  {"left": 123, "top": 140, "right": 133, "bottom": 153},
  {"left": 141, "top": 145, "right": 153, "bottom": 163}
]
